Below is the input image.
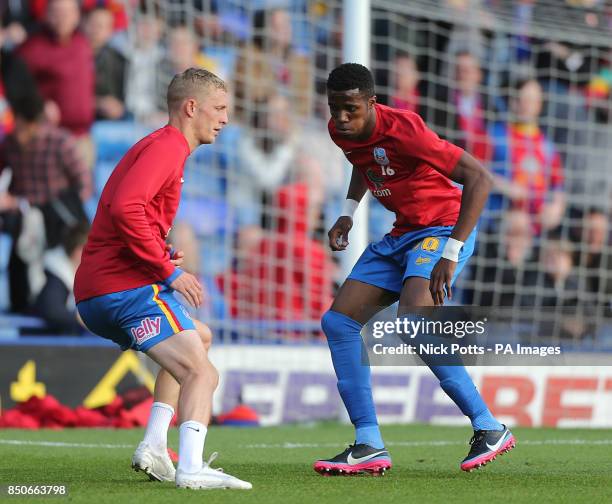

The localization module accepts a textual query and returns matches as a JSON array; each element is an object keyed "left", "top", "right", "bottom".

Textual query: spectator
[
  {"left": 535, "top": 40, "right": 595, "bottom": 88},
  {"left": 432, "top": 51, "right": 493, "bottom": 164},
  {"left": 565, "top": 62, "right": 612, "bottom": 211},
  {"left": 0, "top": 78, "right": 14, "bottom": 142},
  {"left": 33, "top": 222, "right": 89, "bottom": 334},
  {"left": 124, "top": 13, "right": 163, "bottom": 123},
  {"left": 155, "top": 0, "right": 212, "bottom": 36},
  {"left": 0, "top": 91, "right": 92, "bottom": 312},
  {"left": 0, "top": 48, "right": 32, "bottom": 142},
  {"left": 390, "top": 52, "right": 427, "bottom": 116},
  {"left": 473, "top": 209, "right": 537, "bottom": 306},
  {"left": 536, "top": 45, "right": 598, "bottom": 165},
  {"left": 233, "top": 93, "right": 299, "bottom": 227},
  {"left": 0, "top": 45, "right": 40, "bottom": 141},
  {"left": 534, "top": 231, "right": 586, "bottom": 338},
  {"left": 160, "top": 25, "right": 218, "bottom": 80},
  {"left": 293, "top": 113, "right": 345, "bottom": 207},
  {"left": 221, "top": 183, "right": 333, "bottom": 323},
  {"left": 487, "top": 78, "right": 566, "bottom": 236},
  {"left": 572, "top": 208, "right": 612, "bottom": 308},
  {"left": 538, "top": 233, "right": 579, "bottom": 308},
  {"left": 17, "top": 0, "right": 95, "bottom": 169},
  {"left": 441, "top": 0, "right": 491, "bottom": 64},
  {"left": 234, "top": 8, "right": 311, "bottom": 120},
  {"left": 160, "top": 24, "right": 236, "bottom": 88},
  {"left": 1, "top": 26, "right": 42, "bottom": 108},
  {"left": 83, "top": 6, "right": 127, "bottom": 120},
  {"left": 82, "top": 0, "right": 128, "bottom": 32}
]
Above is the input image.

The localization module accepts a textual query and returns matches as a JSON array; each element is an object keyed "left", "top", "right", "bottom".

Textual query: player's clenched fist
[
  {"left": 170, "top": 272, "right": 203, "bottom": 308},
  {"left": 328, "top": 216, "right": 353, "bottom": 251}
]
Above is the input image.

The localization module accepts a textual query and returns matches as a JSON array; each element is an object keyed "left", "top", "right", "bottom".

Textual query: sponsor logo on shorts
[
  {"left": 421, "top": 237, "right": 440, "bottom": 252},
  {"left": 415, "top": 256, "right": 431, "bottom": 265},
  {"left": 179, "top": 305, "right": 192, "bottom": 320},
  {"left": 131, "top": 316, "right": 162, "bottom": 345}
]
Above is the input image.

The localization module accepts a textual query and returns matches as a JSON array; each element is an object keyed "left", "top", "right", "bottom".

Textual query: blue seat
[{"left": 92, "top": 120, "right": 151, "bottom": 162}]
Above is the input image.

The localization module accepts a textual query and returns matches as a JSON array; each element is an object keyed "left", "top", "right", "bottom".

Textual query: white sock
[
  {"left": 142, "top": 402, "right": 174, "bottom": 454},
  {"left": 178, "top": 420, "right": 207, "bottom": 474}
]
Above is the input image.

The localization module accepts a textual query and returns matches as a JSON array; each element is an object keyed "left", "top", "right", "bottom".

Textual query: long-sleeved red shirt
[
  {"left": 75, "top": 125, "right": 189, "bottom": 303},
  {"left": 18, "top": 28, "right": 94, "bottom": 136}
]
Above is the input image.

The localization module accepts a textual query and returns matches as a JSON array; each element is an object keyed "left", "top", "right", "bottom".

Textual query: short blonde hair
[{"left": 167, "top": 67, "right": 227, "bottom": 110}]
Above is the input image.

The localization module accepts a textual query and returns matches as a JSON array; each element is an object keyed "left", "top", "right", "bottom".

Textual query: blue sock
[
  {"left": 430, "top": 366, "right": 503, "bottom": 431},
  {"left": 322, "top": 310, "right": 384, "bottom": 449},
  {"left": 399, "top": 314, "right": 503, "bottom": 432}
]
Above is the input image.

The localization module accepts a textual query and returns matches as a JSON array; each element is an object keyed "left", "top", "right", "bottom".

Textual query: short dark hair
[
  {"left": 455, "top": 50, "right": 476, "bottom": 59},
  {"left": 395, "top": 50, "right": 414, "bottom": 61},
  {"left": 84, "top": 5, "right": 113, "bottom": 18},
  {"left": 10, "top": 93, "right": 45, "bottom": 122},
  {"left": 61, "top": 222, "right": 90, "bottom": 257},
  {"left": 327, "top": 63, "right": 375, "bottom": 97},
  {"left": 497, "top": 75, "right": 539, "bottom": 108},
  {"left": 512, "top": 77, "right": 539, "bottom": 94}
]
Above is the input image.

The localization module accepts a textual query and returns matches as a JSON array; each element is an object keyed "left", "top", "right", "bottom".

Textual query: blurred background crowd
[{"left": 0, "top": 0, "right": 610, "bottom": 342}]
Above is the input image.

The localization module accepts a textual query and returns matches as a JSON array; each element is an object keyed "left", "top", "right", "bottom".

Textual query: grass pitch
[{"left": 1, "top": 424, "right": 611, "bottom": 504}]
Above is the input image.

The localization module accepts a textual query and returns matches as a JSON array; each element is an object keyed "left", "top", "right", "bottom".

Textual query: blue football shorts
[
  {"left": 77, "top": 283, "right": 196, "bottom": 352},
  {"left": 347, "top": 225, "right": 477, "bottom": 294}
]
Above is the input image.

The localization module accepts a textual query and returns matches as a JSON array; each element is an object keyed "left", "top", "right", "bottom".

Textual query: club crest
[{"left": 373, "top": 147, "right": 389, "bottom": 166}]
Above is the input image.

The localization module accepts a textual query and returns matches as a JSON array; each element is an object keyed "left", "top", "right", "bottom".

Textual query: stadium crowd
[{"left": 0, "top": 0, "right": 610, "bottom": 340}]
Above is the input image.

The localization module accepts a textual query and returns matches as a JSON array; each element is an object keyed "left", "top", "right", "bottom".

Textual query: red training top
[
  {"left": 75, "top": 125, "right": 189, "bottom": 303},
  {"left": 328, "top": 104, "right": 464, "bottom": 236}
]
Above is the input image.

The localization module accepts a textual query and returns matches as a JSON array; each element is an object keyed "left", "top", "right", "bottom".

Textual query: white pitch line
[
  {"left": 241, "top": 439, "right": 612, "bottom": 449},
  {"left": 517, "top": 439, "right": 612, "bottom": 446},
  {"left": 0, "top": 439, "right": 132, "bottom": 449},
  {"left": 1, "top": 438, "right": 612, "bottom": 451}
]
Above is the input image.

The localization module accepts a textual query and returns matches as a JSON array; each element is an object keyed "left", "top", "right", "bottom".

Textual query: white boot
[
  {"left": 175, "top": 452, "right": 252, "bottom": 490},
  {"left": 132, "top": 441, "right": 176, "bottom": 482}
]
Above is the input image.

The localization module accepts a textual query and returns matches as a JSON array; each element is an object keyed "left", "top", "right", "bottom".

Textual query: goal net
[{"left": 120, "top": 0, "right": 611, "bottom": 346}]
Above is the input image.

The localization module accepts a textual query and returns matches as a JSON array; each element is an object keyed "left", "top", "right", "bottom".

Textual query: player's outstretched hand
[
  {"left": 328, "top": 216, "right": 353, "bottom": 251},
  {"left": 170, "top": 272, "right": 203, "bottom": 308},
  {"left": 429, "top": 258, "right": 456, "bottom": 306}
]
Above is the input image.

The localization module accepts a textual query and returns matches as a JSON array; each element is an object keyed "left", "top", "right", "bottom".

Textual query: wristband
[
  {"left": 340, "top": 199, "right": 359, "bottom": 219},
  {"left": 442, "top": 238, "right": 464, "bottom": 262},
  {"left": 163, "top": 268, "right": 183, "bottom": 287}
]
